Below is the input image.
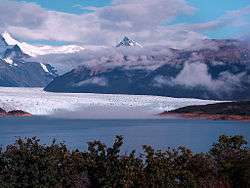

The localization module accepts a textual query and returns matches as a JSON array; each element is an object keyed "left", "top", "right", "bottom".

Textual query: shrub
[{"left": 0, "top": 135, "right": 249, "bottom": 188}]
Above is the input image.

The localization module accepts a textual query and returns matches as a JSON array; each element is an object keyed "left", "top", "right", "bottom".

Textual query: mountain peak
[
  {"left": 116, "top": 36, "right": 143, "bottom": 48},
  {"left": 1, "top": 31, "right": 19, "bottom": 46},
  {"left": 123, "top": 36, "right": 130, "bottom": 41}
]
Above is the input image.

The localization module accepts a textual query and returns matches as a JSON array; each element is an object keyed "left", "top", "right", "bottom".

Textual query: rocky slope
[
  {"left": 44, "top": 39, "right": 250, "bottom": 100},
  {"left": 116, "top": 36, "right": 143, "bottom": 48}
]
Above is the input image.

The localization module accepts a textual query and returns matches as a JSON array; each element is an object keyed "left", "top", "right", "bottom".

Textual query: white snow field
[
  {"left": 0, "top": 87, "right": 221, "bottom": 119},
  {"left": 2, "top": 32, "right": 84, "bottom": 57}
]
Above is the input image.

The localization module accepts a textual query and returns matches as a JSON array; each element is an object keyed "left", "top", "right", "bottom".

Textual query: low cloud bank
[{"left": 154, "top": 61, "right": 248, "bottom": 97}]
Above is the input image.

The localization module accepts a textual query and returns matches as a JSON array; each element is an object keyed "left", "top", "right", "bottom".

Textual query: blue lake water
[{"left": 0, "top": 117, "right": 249, "bottom": 153}]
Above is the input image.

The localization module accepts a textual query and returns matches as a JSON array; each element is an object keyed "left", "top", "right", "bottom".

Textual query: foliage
[{"left": 0, "top": 135, "right": 249, "bottom": 188}]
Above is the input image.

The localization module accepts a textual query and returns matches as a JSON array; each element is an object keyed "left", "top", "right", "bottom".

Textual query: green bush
[{"left": 0, "top": 135, "right": 249, "bottom": 188}]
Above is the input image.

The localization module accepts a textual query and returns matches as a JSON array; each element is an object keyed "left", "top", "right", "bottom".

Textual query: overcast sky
[{"left": 1, "top": 0, "right": 250, "bottom": 47}]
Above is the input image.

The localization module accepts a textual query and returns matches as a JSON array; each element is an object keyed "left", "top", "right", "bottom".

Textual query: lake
[{"left": 0, "top": 117, "right": 249, "bottom": 153}]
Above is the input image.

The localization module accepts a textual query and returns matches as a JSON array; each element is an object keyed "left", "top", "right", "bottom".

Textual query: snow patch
[
  {"left": 40, "top": 63, "right": 49, "bottom": 73},
  {"left": 3, "top": 57, "right": 17, "bottom": 66},
  {"left": 4, "top": 57, "right": 13, "bottom": 64}
]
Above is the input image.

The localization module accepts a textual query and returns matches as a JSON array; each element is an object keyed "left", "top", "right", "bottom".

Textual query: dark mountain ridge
[{"left": 161, "top": 101, "right": 250, "bottom": 121}]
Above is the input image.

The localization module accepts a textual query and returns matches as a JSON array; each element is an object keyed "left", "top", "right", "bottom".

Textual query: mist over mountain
[{"left": 45, "top": 38, "right": 250, "bottom": 100}]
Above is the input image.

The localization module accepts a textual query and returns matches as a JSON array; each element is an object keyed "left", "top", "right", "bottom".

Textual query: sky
[{"left": 1, "top": 0, "right": 250, "bottom": 47}]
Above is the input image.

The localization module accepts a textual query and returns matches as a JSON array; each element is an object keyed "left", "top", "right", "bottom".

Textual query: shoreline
[{"left": 160, "top": 112, "right": 250, "bottom": 121}]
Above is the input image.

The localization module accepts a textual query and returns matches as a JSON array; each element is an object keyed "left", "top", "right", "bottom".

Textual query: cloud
[
  {"left": 1, "top": 0, "right": 250, "bottom": 47},
  {"left": 0, "top": 0, "right": 199, "bottom": 47},
  {"left": 32, "top": 45, "right": 178, "bottom": 74},
  {"left": 174, "top": 62, "right": 214, "bottom": 88},
  {"left": 0, "top": 0, "right": 102, "bottom": 44},
  {"left": 97, "top": 0, "right": 195, "bottom": 31},
  {"left": 0, "top": 1, "right": 47, "bottom": 29},
  {"left": 74, "top": 77, "right": 108, "bottom": 87},
  {"left": 177, "top": 6, "right": 250, "bottom": 32},
  {"left": 154, "top": 62, "right": 246, "bottom": 93}
]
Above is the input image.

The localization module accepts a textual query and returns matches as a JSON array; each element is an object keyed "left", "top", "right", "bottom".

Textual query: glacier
[{"left": 0, "top": 87, "right": 221, "bottom": 119}]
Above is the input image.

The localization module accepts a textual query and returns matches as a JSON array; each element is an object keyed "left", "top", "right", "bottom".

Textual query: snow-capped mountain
[
  {"left": 1, "top": 32, "right": 85, "bottom": 57},
  {"left": 4, "top": 45, "right": 29, "bottom": 59},
  {"left": 116, "top": 36, "right": 143, "bottom": 48},
  {"left": 0, "top": 33, "right": 58, "bottom": 87}
]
